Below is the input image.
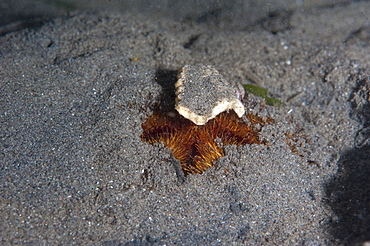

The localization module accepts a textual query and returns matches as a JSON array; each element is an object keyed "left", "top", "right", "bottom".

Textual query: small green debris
[
  {"left": 243, "top": 84, "right": 283, "bottom": 106},
  {"left": 44, "top": 0, "right": 76, "bottom": 11}
]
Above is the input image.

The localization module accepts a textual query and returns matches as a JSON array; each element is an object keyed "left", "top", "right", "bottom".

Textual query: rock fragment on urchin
[{"left": 175, "top": 64, "right": 245, "bottom": 125}]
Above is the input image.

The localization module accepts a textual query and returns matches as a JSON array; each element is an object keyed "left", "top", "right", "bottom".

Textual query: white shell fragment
[{"left": 175, "top": 64, "right": 245, "bottom": 125}]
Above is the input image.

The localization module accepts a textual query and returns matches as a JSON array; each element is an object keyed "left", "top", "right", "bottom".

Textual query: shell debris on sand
[{"left": 175, "top": 64, "right": 245, "bottom": 125}]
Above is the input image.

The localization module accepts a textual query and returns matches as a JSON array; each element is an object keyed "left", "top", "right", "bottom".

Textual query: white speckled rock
[{"left": 175, "top": 64, "right": 245, "bottom": 125}]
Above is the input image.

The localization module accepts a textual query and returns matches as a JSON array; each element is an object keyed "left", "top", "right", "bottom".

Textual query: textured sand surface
[{"left": 1, "top": 1, "right": 369, "bottom": 245}]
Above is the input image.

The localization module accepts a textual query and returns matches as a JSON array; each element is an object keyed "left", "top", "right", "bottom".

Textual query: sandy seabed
[{"left": 1, "top": 1, "right": 369, "bottom": 245}]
